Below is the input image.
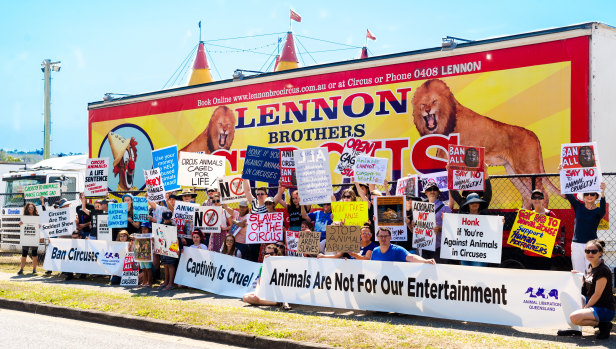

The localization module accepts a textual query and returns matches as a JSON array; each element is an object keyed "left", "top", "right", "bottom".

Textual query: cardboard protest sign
[
  {"left": 173, "top": 202, "right": 198, "bottom": 239},
  {"left": 133, "top": 234, "right": 153, "bottom": 262},
  {"left": 85, "top": 158, "right": 109, "bottom": 197},
  {"left": 178, "top": 152, "right": 225, "bottom": 188},
  {"left": 144, "top": 168, "right": 165, "bottom": 202},
  {"left": 246, "top": 212, "right": 284, "bottom": 244},
  {"left": 374, "top": 196, "right": 407, "bottom": 242},
  {"left": 440, "top": 213, "right": 503, "bottom": 263},
  {"left": 108, "top": 203, "right": 128, "bottom": 228},
  {"left": 334, "top": 138, "right": 376, "bottom": 177},
  {"left": 218, "top": 175, "right": 245, "bottom": 204},
  {"left": 285, "top": 230, "right": 300, "bottom": 254},
  {"left": 20, "top": 216, "right": 40, "bottom": 247},
  {"left": 297, "top": 230, "right": 321, "bottom": 254},
  {"left": 242, "top": 145, "right": 280, "bottom": 183},
  {"left": 396, "top": 175, "right": 418, "bottom": 197},
  {"left": 132, "top": 196, "right": 149, "bottom": 222},
  {"left": 120, "top": 252, "right": 139, "bottom": 286},
  {"left": 40, "top": 207, "right": 75, "bottom": 238},
  {"left": 559, "top": 142, "right": 602, "bottom": 194},
  {"left": 294, "top": 148, "right": 332, "bottom": 205},
  {"left": 411, "top": 201, "right": 436, "bottom": 250},
  {"left": 331, "top": 201, "right": 369, "bottom": 226},
  {"left": 194, "top": 206, "right": 222, "bottom": 234},
  {"left": 279, "top": 149, "right": 296, "bottom": 187},
  {"left": 23, "top": 183, "right": 60, "bottom": 199},
  {"left": 152, "top": 145, "right": 180, "bottom": 192},
  {"left": 92, "top": 214, "right": 111, "bottom": 241},
  {"left": 43, "top": 239, "right": 128, "bottom": 275},
  {"left": 447, "top": 144, "right": 485, "bottom": 191},
  {"left": 325, "top": 225, "right": 361, "bottom": 253},
  {"left": 152, "top": 223, "right": 179, "bottom": 258},
  {"left": 353, "top": 156, "right": 388, "bottom": 185},
  {"left": 508, "top": 209, "right": 560, "bottom": 258}
]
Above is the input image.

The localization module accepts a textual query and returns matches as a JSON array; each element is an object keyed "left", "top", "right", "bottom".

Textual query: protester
[
  {"left": 523, "top": 189, "right": 562, "bottom": 270},
  {"left": 318, "top": 221, "right": 345, "bottom": 259},
  {"left": 347, "top": 225, "right": 378, "bottom": 260},
  {"left": 230, "top": 200, "right": 251, "bottom": 260},
  {"left": 188, "top": 230, "right": 207, "bottom": 250},
  {"left": 158, "top": 211, "right": 178, "bottom": 290},
  {"left": 243, "top": 181, "right": 268, "bottom": 214},
  {"left": 44, "top": 197, "right": 71, "bottom": 276},
  {"left": 562, "top": 180, "right": 607, "bottom": 274},
  {"left": 558, "top": 239, "right": 615, "bottom": 339},
  {"left": 300, "top": 203, "right": 333, "bottom": 241},
  {"left": 220, "top": 233, "right": 243, "bottom": 258},
  {"left": 242, "top": 244, "right": 291, "bottom": 310},
  {"left": 449, "top": 163, "right": 492, "bottom": 213},
  {"left": 122, "top": 193, "right": 141, "bottom": 238},
  {"left": 207, "top": 192, "right": 233, "bottom": 252},
  {"left": 458, "top": 193, "right": 490, "bottom": 267},
  {"left": 110, "top": 230, "right": 132, "bottom": 285},
  {"left": 76, "top": 193, "right": 95, "bottom": 239},
  {"left": 371, "top": 227, "right": 435, "bottom": 264},
  {"left": 420, "top": 181, "right": 452, "bottom": 263},
  {"left": 339, "top": 188, "right": 357, "bottom": 202},
  {"left": 138, "top": 223, "right": 153, "bottom": 288},
  {"left": 18, "top": 202, "right": 40, "bottom": 275},
  {"left": 275, "top": 183, "right": 309, "bottom": 232},
  {"left": 179, "top": 188, "right": 197, "bottom": 203}
]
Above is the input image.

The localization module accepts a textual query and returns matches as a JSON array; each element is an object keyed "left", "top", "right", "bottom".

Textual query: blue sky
[{"left": 1, "top": 0, "right": 615, "bottom": 154}]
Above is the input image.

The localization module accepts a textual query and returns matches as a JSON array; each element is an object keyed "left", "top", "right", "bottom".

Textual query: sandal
[{"left": 163, "top": 285, "right": 175, "bottom": 291}]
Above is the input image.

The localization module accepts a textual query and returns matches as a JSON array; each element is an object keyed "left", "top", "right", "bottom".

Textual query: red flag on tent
[
  {"left": 366, "top": 29, "right": 376, "bottom": 41},
  {"left": 290, "top": 9, "right": 302, "bottom": 22}
]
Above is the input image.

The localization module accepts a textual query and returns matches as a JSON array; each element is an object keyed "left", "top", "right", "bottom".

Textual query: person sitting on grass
[{"left": 242, "top": 244, "right": 292, "bottom": 310}]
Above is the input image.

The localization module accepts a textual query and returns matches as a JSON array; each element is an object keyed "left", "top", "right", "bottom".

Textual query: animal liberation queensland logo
[
  {"left": 101, "top": 251, "right": 121, "bottom": 266},
  {"left": 523, "top": 286, "right": 562, "bottom": 312}
]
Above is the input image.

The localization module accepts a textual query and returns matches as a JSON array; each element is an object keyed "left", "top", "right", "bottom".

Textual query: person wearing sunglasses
[
  {"left": 522, "top": 189, "right": 563, "bottom": 270},
  {"left": 558, "top": 239, "right": 614, "bottom": 339},
  {"left": 558, "top": 162, "right": 607, "bottom": 274},
  {"left": 243, "top": 181, "right": 269, "bottom": 214},
  {"left": 419, "top": 181, "right": 452, "bottom": 263}
]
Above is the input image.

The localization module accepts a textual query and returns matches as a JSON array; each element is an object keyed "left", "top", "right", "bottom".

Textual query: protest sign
[
  {"left": 412, "top": 201, "right": 436, "bottom": 250},
  {"left": 43, "top": 239, "right": 128, "bottom": 275},
  {"left": 396, "top": 175, "right": 418, "bottom": 197},
  {"left": 326, "top": 225, "right": 361, "bottom": 253},
  {"left": 242, "top": 146, "right": 280, "bottom": 183},
  {"left": 218, "top": 175, "right": 245, "bottom": 204},
  {"left": 285, "top": 230, "right": 300, "bottom": 254},
  {"left": 331, "top": 201, "right": 369, "bottom": 226},
  {"left": 419, "top": 171, "right": 449, "bottom": 193},
  {"left": 132, "top": 196, "right": 149, "bottom": 222},
  {"left": 257, "top": 258, "right": 582, "bottom": 329},
  {"left": 174, "top": 248, "right": 261, "bottom": 298},
  {"left": 152, "top": 145, "right": 180, "bottom": 192},
  {"left": 133, "top": 234, "right": 153, "bottom": 262},
  {"left": 508, "top": 209, "right": 560, "bottom": 258},
  {"left": 246, "top": 212, "right": 284, "bottom": 244},
  {"left": 559, "top": 142, "right": 602, "bottom": 194},
  {"left": 353, "top": 156, "right": 388, "bottom": 185},
  {"left": 152, "top": 223, "right": 180, "bottom": 258},
  {"left": 448, "top": 145, "right": 484, "bottom": 168},
  {"left": 85, "top": 158, "right": 109, "bottom": 197},
  {"left": 173, "top": 202, "right": 198, "bottom": 238},
  {"left": 294, "top": 148, "right": 332, "bottom": 205},
  {"left": 447, "top": 145, "right": 485, "bottom": 191},
  {"left": 40, "top": 207, "right": 75, "bottom": 238},
  {"left": 297, "top": 230, "right": 321, "bottom": 254},
  {"left": 334, "top": 138, "right": 376, "bottom": 177},
  {"left": 108, "top": 203, "right": 128, "bottom": 229},
  {"left": 440, "top": 213, "right": 503, "bottom": 263},
  {"left": 178, "top": 152, "right": 226, "bottom": 188},
  {"left": 144, "top": 168, "right": 165, "bottom": 202},
  {"left": 194, "top": 206, "right": 222, "bottom": 234},
  {"left": 23, "top": 183, "right": 60, "bottom": 199},
  {"left": 279, "top": 150, "right": 296, "bottom": 187},
  {"left": 92, "top": 214, "right": 110, "bottom": 241},
  {"left": 19, "top": 216, "right": 40, "bottom": 247},
  {"left": 374, "top": 196, "right": 407, "bottom": 242},
  {"left": 120, "top": 252, "right": 139, "bottom": 287}
]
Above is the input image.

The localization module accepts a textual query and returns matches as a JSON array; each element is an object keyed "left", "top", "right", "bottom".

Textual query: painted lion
[{"left": 181, "top": 105, "right": 236, "bottom": 154}]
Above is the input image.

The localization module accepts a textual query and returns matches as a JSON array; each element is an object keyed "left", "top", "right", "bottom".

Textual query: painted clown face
[{"left": 109, "top": 132, "right": 138, "bottom": 191}]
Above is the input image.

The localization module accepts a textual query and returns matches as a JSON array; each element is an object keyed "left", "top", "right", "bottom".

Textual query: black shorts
[{"left": 22, "top": 246, "right": 38, "bottom": 258}]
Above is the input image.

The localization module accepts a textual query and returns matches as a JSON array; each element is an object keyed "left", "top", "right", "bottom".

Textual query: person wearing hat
[
  {"left": 458, "top": 193, "right": 491, "bottom": 267},
  {"left": 448, "top": 162, "right": 492, "bottom": 213},
  {"left": 520, "top": 189, "right": 563, "bottom": 270},
  {"left": 179, "top": 188, "right": 198, "bottom": 203},
  {"left": 563, "top": 181, "right": 607, "bottom": 274},
  {"left": 417, "top": 181, "right": 452, "bottom": 263}
]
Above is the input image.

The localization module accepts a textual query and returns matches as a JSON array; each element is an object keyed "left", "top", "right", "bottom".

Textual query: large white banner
[
  {"left": 40, "top": 207, "right": 75, "bottom": 238},
  {"left": 174, "top": 249, "right": 260, "bottom": 298},
  {"left": 256, "top": 257, "right": 582, "bottom": 328},
  {"left": 440, "top": 213, "right": 503, "bottom": 263},
  {"left": 43, "top": 239, "right": 128, "bottom": 275}
]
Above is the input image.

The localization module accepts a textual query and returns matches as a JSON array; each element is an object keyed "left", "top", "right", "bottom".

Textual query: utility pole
[{"left": 41, "top": 59, "right": 61, "bottom": 159}]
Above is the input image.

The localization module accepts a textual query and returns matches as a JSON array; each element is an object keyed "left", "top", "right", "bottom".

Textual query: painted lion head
[
  {"left": 411, "top": 79, "right": 457, "bottom": 135},
  {"left": 206, "top": 106, "right": 236, "bottom": 152}
]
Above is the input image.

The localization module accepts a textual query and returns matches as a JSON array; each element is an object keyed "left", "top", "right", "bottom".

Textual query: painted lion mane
[{"left": 181, "top": 105, "right": 236, "bottom": 154}]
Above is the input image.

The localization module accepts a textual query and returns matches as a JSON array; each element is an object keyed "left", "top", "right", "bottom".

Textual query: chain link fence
[{"left": 0, "top": 174, "right": 614, "bottom": 271}]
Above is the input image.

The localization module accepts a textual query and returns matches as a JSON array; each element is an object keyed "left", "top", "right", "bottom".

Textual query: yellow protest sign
[
  {"left": 331, "top": 201, "right": 369, "bottom": 226},
  {"left": 508, "top": 209, "right": 560, "bottom": 258}
]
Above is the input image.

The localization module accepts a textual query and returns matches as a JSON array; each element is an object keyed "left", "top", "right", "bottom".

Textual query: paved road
[{"left": 0, "top": 309, "right": 245, "bottom": 349}]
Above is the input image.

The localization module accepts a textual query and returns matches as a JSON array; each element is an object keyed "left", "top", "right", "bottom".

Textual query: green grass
[{"left": 0, "top": 280, "right": 575, "bottom": 348}]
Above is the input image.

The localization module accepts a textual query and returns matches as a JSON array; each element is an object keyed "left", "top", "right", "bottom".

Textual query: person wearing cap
[
  {"left": 562, "top": 179, "right": 607, "bottom": 274},
  {"left": 420, "top": 181, "right": 452, "bottom": 263},
  {"left": 230, "top": 200, "right": 251, "bottom": 259}
]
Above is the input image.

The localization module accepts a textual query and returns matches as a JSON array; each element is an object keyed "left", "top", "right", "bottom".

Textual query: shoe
[
  {"left": 32, "top": 270, "right": 37, "bottom": 274},
  {"left": 17, "top": 269, "right": 23, "bottom": 275},
  {"left": 557, "top": 329, "right": 582, "bottom": 336},
  {"left": 596, "top": 322, "right": 613, "bottom": 340},
  {"left": 45, "top": 270, "right": 52, "bottom": 275},
  {"left": 65, "top": 274, "right": 74, "bottom": 281}
]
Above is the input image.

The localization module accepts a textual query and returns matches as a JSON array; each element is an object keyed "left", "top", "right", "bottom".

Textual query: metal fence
[{"left": 0, "top": 173, "right": 614, "bottom": 271}]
